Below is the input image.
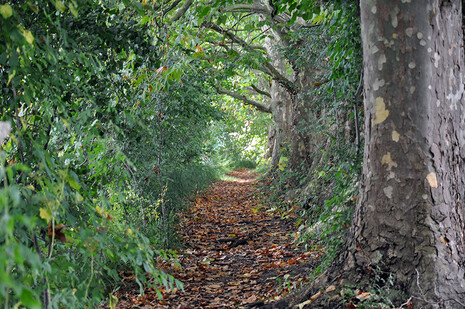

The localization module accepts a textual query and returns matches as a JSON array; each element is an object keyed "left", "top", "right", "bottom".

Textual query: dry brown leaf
[
  {"left": 244, "top": 294, "right": 257, "bottom": 304},
  {"left": 310, "top": 290, "right": 322, "bottom": 301},
  {"left": 325, "top": 285, "right": 337, "bottom": 293},
  {"left": 48, "top": 223, "right": 66, "bottom": 242},
  {"left": 113, "top": 169, "right": 320, "bottom": 308},
  {"left": 345, "top": 302, "right": 357, "bottom": 309},
  {"left": 355, "top": 291, "right": 373, "bottom": 301}
]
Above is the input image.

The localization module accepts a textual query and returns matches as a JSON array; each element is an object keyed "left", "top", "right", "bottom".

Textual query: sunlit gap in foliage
[
  {"left": 224, "top": 169, "right": 257, "bottom": 183},
  {"left": 211, "top": 93, "right": 272, "bottom": 173}
]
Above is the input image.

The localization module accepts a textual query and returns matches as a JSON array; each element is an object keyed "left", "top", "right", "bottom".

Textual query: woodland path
[{"left": 114, "top": 169, "right": 319, "bottom": 308}]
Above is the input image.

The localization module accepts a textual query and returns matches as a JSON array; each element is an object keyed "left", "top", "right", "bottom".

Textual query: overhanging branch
[
  {"left": 204, "top": 22, "right": 297, "bottom": 95},
  {"left": 170, "top": 0, "right": 194, "bottom": 22},
  {"left": 221, "top": 4, "right": 271, "bottom": 15},
  {"left": 161, "top": 0, "right": 182, "bottom": 15},
  {"left": 215, "top": 86, "right": 271, "bottom": 113},
  {"left": 249, "top": 84, "right": 271, "bottom": 98}
]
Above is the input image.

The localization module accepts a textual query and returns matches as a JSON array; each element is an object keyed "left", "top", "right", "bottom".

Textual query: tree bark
[{"left": 341, "top": 0, "right": 465, "bottom": 307}]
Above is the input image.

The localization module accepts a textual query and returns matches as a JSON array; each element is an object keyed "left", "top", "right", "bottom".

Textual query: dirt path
[{"left": 114, "top": 169, "right": 319, "bottom": 308}]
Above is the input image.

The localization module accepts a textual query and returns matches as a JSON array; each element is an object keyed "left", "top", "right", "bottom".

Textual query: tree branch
[
  {"left": 207, "top": 39, "right": 265, "bottom": 51},
  {"left": 221, "top": 4, "right": 290, "bottom": 24},
  {"left": 204, "top": 22, "right": 297, "bottom": 95},
  {"left": 215, "top": 86, "right": 271, "bottom": 113},
  {"left": 170, "top": 0, "right": 194, "bottom": 22},
  {"left": 222, "top": 4, "right": 271, "bottom": 15},
  {"left": 161, "top": 0, "right": 182, "bottom": 15},
  {"left": 249, "top": 84, "right": 271, "bottom": 98}
]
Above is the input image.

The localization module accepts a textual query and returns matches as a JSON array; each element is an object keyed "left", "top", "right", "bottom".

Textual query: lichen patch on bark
[
  {"left": 392, "top": 130, "right": 400, "bottom": 142},
  {"left": 405, "top": 27, "right": 414, "bottom": 37},
  {"left": 377, "top": 54, "right": 387, "bottom": 70},
  {"left": 383, "top": 186, "right": 393, "bottom": 198},
  {"left": 381, "top": 152, "right": 397, "bottom": 170},
  {"left": 390, "top": 7, "right": 399, "bottom": 28},
  {"left": 373, "top": 78, "right": 385, "bottom": 91},
  {"left": 373, "top": 97, "right": 389, "bottom": 124},
  {"left": 426, "top": 172, "right": 438, "bottom": 188}
]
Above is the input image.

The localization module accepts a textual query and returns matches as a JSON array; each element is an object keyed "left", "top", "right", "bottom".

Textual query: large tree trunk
[
  {"left": 342, "top": 0, "right": 465, "bottom": 306},
  {"left": 265, "top": 1, "right": 465, "bottom": 308},
  {"left": 263, "top": 23, "right": 294, "bottom": 170}
]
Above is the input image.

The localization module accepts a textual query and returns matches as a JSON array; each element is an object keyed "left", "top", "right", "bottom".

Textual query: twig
[
  {"left": 398, "top": 296, "right": 413, "bottom": 308},
  {"left": 33, "top": 232, "right": 42, "bottom": 259},
  {"left": 249, "top": 26, "right": 271, "bottom": 45}
]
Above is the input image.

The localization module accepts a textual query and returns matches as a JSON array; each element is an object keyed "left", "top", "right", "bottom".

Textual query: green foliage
[
  {"left": 1, "top": 0, "right": 366, "bottom": 307},
  {"left": 257, "top": 0, "right": 363, "bottom": 275},
  {"left": 209, "top": 99, "right": 271, "bottom": 170},
  {"left": 232, "top": 160, "right": 257, "bottom": 169},
  {"left": 292, "top": 0, "right": 362, "bottom": 275},
  {"left": 0, "top": 0, "right": 222, "bottom": 307},
  {"left": 297, "top": 147, "right": 359, "bottom": 270},
  {"left": 337, "top": 264, "right": 406, "bottom": 308}
]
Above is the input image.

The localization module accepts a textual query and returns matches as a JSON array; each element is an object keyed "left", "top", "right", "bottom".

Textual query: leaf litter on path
[{"left": 110, "top": 169, "right": 321, "bottom": 308}]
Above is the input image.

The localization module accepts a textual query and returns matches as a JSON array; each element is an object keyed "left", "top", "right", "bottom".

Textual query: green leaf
[
  {"left": 170, "top": 69, "right": 182, "bottom": 82},
  {"left": 19, "top": 287, "right": 41, "bottom": 309},
  {"left": 39, "top": 208, "right": 52, "bottom": 222},
  {"left": 7, "top": 70, "right": 16, "bottom": 86},
  {"left": 198, "top": 6, "right": 211, "bottom": 19},
  {"left": 55, "top": 0, "right": 66, "bottom": 12},
  {"left": 22, "top": 29, "right": 34, "bottom": 45},
  {"left": 68, "top": 2, "right": 78, "bottom": 18},
  {"left": 67, "top": 176, "right": 81, "bottom": 190},
  {"left": 0, "top": 268, "right": 14, "bottom": 287},
  {"left": 0, "top": 3, "right": 13, "bottom": 19},
  {"left": 28, "top": 3, "right": 39, "bottom": 13},
  {"left": 109, "top": 294, "right": 119, "bottom": 309}
]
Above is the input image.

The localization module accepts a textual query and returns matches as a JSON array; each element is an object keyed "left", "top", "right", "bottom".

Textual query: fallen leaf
[
  {"left": 326, "top": 285, "right": 336, "bottom": 293},
  {"left": 355, "top": 291, "right": 373, "bottom": 301},
  {"left": 310, "top": 290, "right": 322, "bottom": 301},
  {"left": 345, "top": 302, "right": 357, "bottom": 309},
  {"left": 244, "top": 294, "right": 257, "bottom": 304}
]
